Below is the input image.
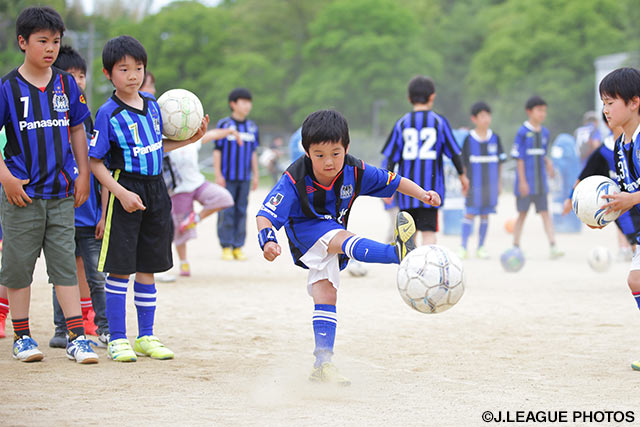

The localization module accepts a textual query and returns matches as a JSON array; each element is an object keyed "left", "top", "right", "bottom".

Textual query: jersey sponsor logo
[
  {"left": 79, "top": 94, "right": 86, "bottom": 104},
  {"left": 525, "top": 148, "right": 545, "bottom": 156},
  {"left": 469, "top": 154, "right": 499, "bottom": 164},
  {"left": 386, "top": 171, "right": 396, "bottom": 185},
  {"left": 52, "top": 92, "right": 70, "bottom": 113},
  {"left": 89, "top": 129, "right": 99, "bottom": 147},
  {"left": 19, "top": 117, "right": 70, "bottom": 131},
  {"left": 488, "top": 143, "right": 498, "bottom": 154},
  {"left": 340, "top": 184, "right": 353, "bottom": 199},
  {"left": 132, "top": 141, "right": 162, "bottom": 157},
  {"left": 337, "top": 208, "right": 348, "bottom": 224},
  {"left": 306, "top": 185, "right": 316, "bottom": 194},
  {"left": 266, "top": 192, "right": 283, "bottom": 210},
  {"left": 228, "top": 132, "right": 256, "bottom": 143}
]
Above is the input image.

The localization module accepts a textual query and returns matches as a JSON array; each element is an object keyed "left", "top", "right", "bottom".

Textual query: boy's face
[
  {"left": 471, "top": 111, "right": 491, "bottom": 129},
  {"left": 104, "top": 55, "right": 144, "bottom": 97},
  {"left": 526, "top": 105, "right": 547, "bottom": 125},
  {"left": 602, "top": 94, "right": 640, "bottom": 129},
  {"left": 306, "top": 141, "right": 348, "bottom": 184},
  {"left": 67, "top": 67, "right": 86, "bottom": 91},
  {"left": 230, "top": 98, "right": 252, "bottom": 118},
  {"left": 18, "top": 30, "right": 61, "bottom": 70}
]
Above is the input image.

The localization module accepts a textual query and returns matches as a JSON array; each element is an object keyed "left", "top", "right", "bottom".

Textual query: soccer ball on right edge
[
  {"left": 157, "top": 88, "right": 204, "bottom": 141},
  {"left": 397, "top": 245, "right": 465, "bottom": 314},
  {"left": 571, "top": 175, "right": 621, "bottom": 227}
]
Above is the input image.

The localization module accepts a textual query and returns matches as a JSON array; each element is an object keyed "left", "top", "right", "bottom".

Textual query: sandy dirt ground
[{"left": 1, "top": 189, "right": 640, "bottom": 426}]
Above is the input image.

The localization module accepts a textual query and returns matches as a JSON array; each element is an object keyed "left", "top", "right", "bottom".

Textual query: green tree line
[{"left": 1, "top": 0, "right": 639, "bottom": 158}]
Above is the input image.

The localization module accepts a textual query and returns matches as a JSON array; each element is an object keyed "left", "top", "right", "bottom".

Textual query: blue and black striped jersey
[
  {"left": 511, "top": 121, "right": 551, "bottom": 196},
  {"left": 613, "top": 125, "right": 640, "bottom": 242},
  {"left": 0, "top": 66, "right": 90, "bottom": 198},
  {"left": 461, "top": 129, "right": 506, "bottom": 209},
  {"left": 89, "top": 91, "right": 163, "bottom": 176},
  {"left": 381, "top": 110, "right": 462, "bottom": 209},
  {"left": 75, "top": 114, "right": 103, "bottom": 227},
  {"left": 215, "top": 117, "right": 259, "bottom": 181}
]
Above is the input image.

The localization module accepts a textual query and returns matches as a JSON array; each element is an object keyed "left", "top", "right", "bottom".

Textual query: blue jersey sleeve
[
  {"left": 0, "top": 86, "right": 7, "bottom": 132},
  {"left": 440, "top": 116, "right": 461, "bottom": 159},
  {"left": 88, "top": 106, "right": 113, "bottom": 160},
  {"left": 511, "top": 128, "right": 526, "bottom": 159},
  {"left": 256, "top": 175, "right": 298, "bottom": 230},
  {"left": 381, "top": 121, "right": 403, "bottom": 167},
  {"left": 359, "top": 162, "right": 401, "bottom": 197},
  {"left": 67, "top": 77, "right": 90, "bottom": 127}
]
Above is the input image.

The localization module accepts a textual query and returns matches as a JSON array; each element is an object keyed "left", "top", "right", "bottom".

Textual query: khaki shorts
[{"left": 0, "top": 189, "right": 76, "bottom": 289}]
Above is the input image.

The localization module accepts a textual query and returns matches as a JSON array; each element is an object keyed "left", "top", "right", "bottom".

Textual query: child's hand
[
  {"left": 601, "top": 192, "right": 633, "bottom": 214},
  {"left": 233, "top": 129, "right": 243, "bottom": 147},
  {"left": 263, "top": 241, "right": 281, "bottom": 261},
  {"left": 186, "top": 114, "right": 210, "bottom": 144},
  {"left": 561, "top": 198, "right": 572, "bottom": 216},
  {"left": 252, "top": 174, "right": 259, "bottom": 191},
  {"left": 519, "top": 181, "right": 530, "bottom": 197},
  {"left": 95, "top": 217, "right": 105, "bottom": 239},
  {"left": 118, "top": 189, "right": 146, "bottom": 213},
  {"left": 74, "top": 172, "right": 90, "bottom": 208},
  {"left": 216, "top": 175, "right": 226, "bottom": 188},
  {"left": 422, "top": 190, "right": 441, "bottom": 207},
  {"left": 2, "top": 175, "right": 31, "bottom": 207},
  {"left": 459, "top": 174, "right": 469, "bottom": 196}
]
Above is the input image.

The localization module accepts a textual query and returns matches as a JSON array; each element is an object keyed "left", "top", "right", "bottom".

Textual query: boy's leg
[
  {"left": 231, "top": 180, "right": 251, "bottom": 259},
  {"left": 77, "top": 231, "right": 109, "bottom": 341},
  {"left": 76, "top": 256, "right": 97, "bottom": 336},
  {"left": 539, "top": 208, "right": 563, "bottom": 259},
  {"left": 176, "top": 243, "right": 190, "bottom": 276},
  {"left": 132, "top": 272, "right": 174, "bottom": 359},
  {"left": 49, "top": 286, "right": 68, "bottom": 348},
  {"left": 513, "top": 196, "right": 530, "bottom": 247},
  {"left": 477, "top": 215, "right": 490, "bottom": 259},
  {"left": 8, "top": 287, "right": 43, "bottom": 362},
  {"left": 217, "top": 181, "right": 238, "bottom": 258},
  {"left": 0, "top": 285, "right": 8, "bottom": 339},
  {"left": 104, "top": 274, "right": 137, "bottom": 362},
  {"left": 461, "top": 214, "right": 474, "bottom": 255},
  {"left": 627, "top": 264, "right": 640, "bottom": 370}
]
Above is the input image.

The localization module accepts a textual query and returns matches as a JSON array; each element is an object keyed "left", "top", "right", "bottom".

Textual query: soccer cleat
[
  {"left": 550, "top": 246, "right": 565, "bottom": 260},
  {"left": 457, "top": 247, "right": 468, "bottom": 260},
  {"left": 155, "top": 272, "right": 177, "bottom": 283},
  {"left": 107, "top": 338, "right": 137, "bottom": 362},
  {"left": 632, "top": 360, "right": 640, "bottom": 371},
  {"left": 97, "top": 332, "right": 110, "bottom": 348},
  {"left": 222, "top": 247, "right": 234, "bottom": 261},
  {"left": 232, "top": 248, "right": 248, "bottom": 261},
  {"left": 476, "top": 246, "right": 490, "bottom": 259},
  {"left": 394, "top": 211, "right": 417, "bottom": 262},
  {"left": 179, "top": 212, "right": 199, "bottom": 233},
  {"left": 0, "top": 312, "right": 6, "bottom": 339},
  {"left": 133, "top": 335, "right": 174, "bottom": 360},
  {"left": 66, "top": 336, "right": 99, "bottom": 364},
  {"left": 49, "top": 331, "right": 68, "bottom": 348},
  {"left": 309, "top": 362, "right": 351, "bottom": 386},
  {"left": 13, "top": 336, "right": 44, "bottom": 362},
  {"left": 180, "top": 262, "right": 191, "bottom": 277}
]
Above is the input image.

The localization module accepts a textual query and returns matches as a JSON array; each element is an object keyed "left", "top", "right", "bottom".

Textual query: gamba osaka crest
[{"left": 52, "top": 90, "right": 69, "bottom": 113}]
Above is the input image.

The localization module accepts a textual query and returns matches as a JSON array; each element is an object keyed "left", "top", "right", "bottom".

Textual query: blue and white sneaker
[
  {"left": 66, "top": 335, "right": 99, "bottom": 364},
  {"left": 13, "top": 336, "right": 44, "bottom": 362}
]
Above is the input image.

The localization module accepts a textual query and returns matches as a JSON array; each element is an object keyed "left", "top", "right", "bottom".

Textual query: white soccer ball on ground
[
  {"left": 397, "top": 245, "right": 465, "bottom": 314},
  {"left": 571, "top": 175, "right": 621, "bottom": 227},
  {"left": 157, "top": 89, "right": 204, "bottom": 141},
  {"left": 587, "top": 246, "right": 613, "bottom": 272}
]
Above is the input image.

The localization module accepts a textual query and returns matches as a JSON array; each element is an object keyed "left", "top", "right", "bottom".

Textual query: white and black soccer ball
[
  {"left": 157, "top": 89, "right": 204, "bottom": 141},
  {"left": 397, "top": 245, "right": 465, "bottom": 314},
  {"left": 587, "top": 246, "right": 613, "bottom": 272},
  {"left": 571, "top": 175, "right": 621, "bottom": 227}
]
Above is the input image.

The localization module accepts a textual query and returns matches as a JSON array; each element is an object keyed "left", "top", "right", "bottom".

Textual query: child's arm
[
  {"left": 163, "top": 115, "right": 210, "bottom": 153},
  {"left": 396, "top": 177, "right": 441, "bottom": 207},
  {"left": 251, "top": 151, "right": 259, "bottom": 191},
  {"left": 201, "top": 128, "right": 242, "bottom": 145},
  {"left": 0, "top": 155, "right": 30, "bottom": 206},
  {"left": 257, "top": 215, "right": 281, "bottom": 261},
  {"left": 602, "top": 191, "right": 640, "bottom": 216},
  {"left": 89, "top": 158, "right": 145, "bottom": 213},
  {"left": 517, "top": 159, "right": 529, "bottom": 196},
  {"left": 70, "top": 123, "right": 90, "bottom": 207},
  {"left": 213, "top": 150, "right": 225, "bottom": 187},
  {"left": 545, "top": 157, "right": 555, "bottom": 178},
  {"left": 95, "top": 184, "right": 109, "bottom": 239}
]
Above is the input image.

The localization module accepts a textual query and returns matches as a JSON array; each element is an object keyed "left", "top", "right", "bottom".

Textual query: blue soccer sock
[
  {"left": 342, "top": 236, "right": 399, "bottom": 264},
  {"left": 134, "top": 281, "right": 157, "bottom": 338},
  {"left": 633, "top": 291, "right": 640, "bottom": 309},
  {"left": 313, "top": 304, "right": 337, "bottom": 367},
  {"left": 478, "top": 218, "right": 489, "bottom": 247},
  {"left": 105, "top": 276, "right": 129, "bottom": 341},
  {"left": 461, "top": 217, "right": 473, "bottom": 249}
]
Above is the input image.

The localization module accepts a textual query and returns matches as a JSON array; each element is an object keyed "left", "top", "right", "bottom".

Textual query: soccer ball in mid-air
[
  {"left": 157, "top": 89, "right": 204, "bottom": 141},
  {"left": 587, "top": 246, "right": 613, "bottom": 272},
  {"left": 571, "top": 175, "right": 621, "bottom": 227},
  {"left": 396, "top": 245, "right": 465, "bottom": 314},
  {"left": 500, "top": 247, "right": 525, "bottom": 273}
]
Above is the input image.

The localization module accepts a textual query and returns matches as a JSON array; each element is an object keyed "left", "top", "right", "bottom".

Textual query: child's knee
[
  {"left": 311, "top": 280, "right": 337, "bottom": 304},
  {"left": 628, "top": 271, "right": 640, "bottom": 292},
  {"left": 328, "top": 230, "right": 354, "bottom": 254}
]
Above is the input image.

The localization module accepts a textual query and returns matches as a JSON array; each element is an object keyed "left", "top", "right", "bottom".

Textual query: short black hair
[
  {"left": 102, "top": 35, "right": 147, "bottom": 74},
  {"left": 53, "top": 45, "right": 86, "bottom": 73},
  {"left": 408, "top": 76, "right": 435, "bottom": 104},
  {"left": 228, "top": 87, "right": 252, "bottom": 103},
  {"left": 599, "top": 67, "right": 640, "bottom": 108},
  {"left": 301, "top": 109, "right": 350, "bottom": 152},
  {"left": 525, "top": 95, "right": 546, "bottom": 110},
  {"left": 16, "top": 7, "right": 65, "bottom": 52},
  {"left": 471, "top": 101, "right": 491, "bottom": 117}
]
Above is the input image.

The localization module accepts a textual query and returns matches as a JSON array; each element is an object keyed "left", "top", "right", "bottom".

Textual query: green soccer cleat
[
  {"left": 134, "top": 335, "right": 174, "bottom": 360},
  {"left": 632, "top": 360, "right": 640, "bottom": 371},
  {"left": 107, "top": 338, "right": 137, "bottom": 362},
  {"left": 309, "top": 362, "right": 351, "bottom": 386},
  {"left": 550, "top": 246, "right": 565, "bottom": 260},
  {"left": 457, "top": 247, "right": 468, "bottom": 260},
  {"left": 394, "top": 211, "right": 417, "bottom": 262},
  {"left": 476, "top": 246, "right": 490, "bottom": 259}
]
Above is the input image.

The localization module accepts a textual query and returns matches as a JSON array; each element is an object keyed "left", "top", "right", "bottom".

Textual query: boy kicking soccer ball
[{"left": 256, "top": 110, "right": 441, "bottom": 385}]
